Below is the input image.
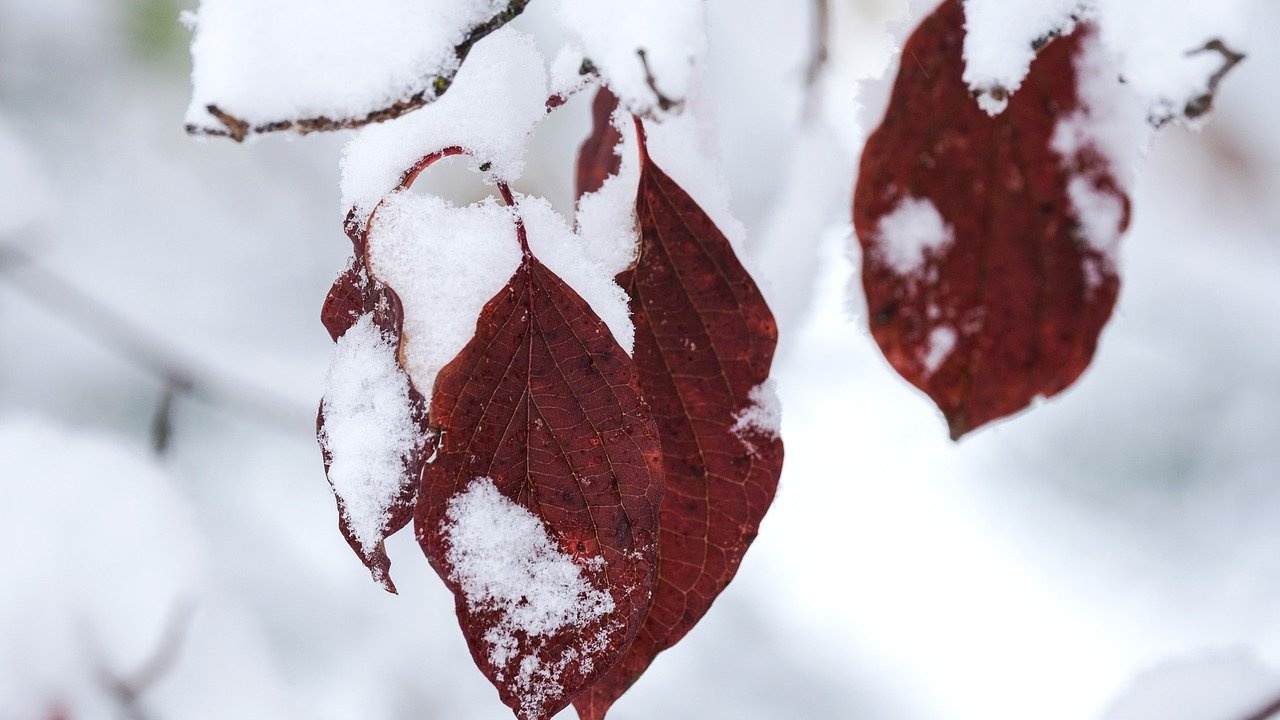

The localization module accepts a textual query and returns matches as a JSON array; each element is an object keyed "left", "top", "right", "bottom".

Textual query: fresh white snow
[
  {"left": 875, "top": 196, "right": 954, "bottom": 275},
  {"left": 319, "top": 314, "right": 422, "bottom": 555},
  {"left": 366, "top": 190, "right": 635, "bottom": 400},
  {"left": 732, "top": 380, "right": 783, "bottom": 441},
  {"left": 442, "top": 477, "right": 614, "bottom": 718}
]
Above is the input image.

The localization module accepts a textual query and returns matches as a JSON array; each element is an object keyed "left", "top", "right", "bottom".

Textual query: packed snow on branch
[
  {"left": 185, "top": 0, "right": 513, "bottom": 134},
  {"left": 874, "top": 196, "right": 953, "bottom": 276},
  {"left": 340, "top": 28, "right": 548, "bottom": 220},
  {"left": 553, "top": 0, "right": 706, "bottom": 116},
  {"left": 442, "top": 477, "right": 615, "bottom": 719},
  {"left": 319, "top": 314, "right": 422, "bottom": 555},
  {"left": 961, "top": 0, "right": 1248, "bottom": 120}
]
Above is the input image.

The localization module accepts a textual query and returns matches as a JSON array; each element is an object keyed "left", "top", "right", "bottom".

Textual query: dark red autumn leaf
[
  {"left": 316, "top": 220, "right": 432, "bottom": 593},
  {"left": 575, "top": 87, "right": 623, "bottom": 202},
  {"left": 573, "top": 121, "right": 784, "bottom": 720},
  {"left": 415, "top": 224, "right": 664, "bottom": 720},
  {"left": 853, "top": 0, "right": 1128, "bottom": 439}
]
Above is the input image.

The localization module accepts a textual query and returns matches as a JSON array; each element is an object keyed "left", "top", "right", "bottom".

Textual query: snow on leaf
[
  {"left": 874, "top": 196, "right": 955, "bottom": 275},
  {"left": 317, "top": 223, "right": 431, "bottom": 593},
  {"left": 854, "top": 0, "right": 1130, "bottom": 440},
  {"left": 573, "top": 121, "right": 783, "bottom": 720},
  {"left": 961, "top": 0, "right": 1086, "bottom": 114},
  {"left": 185, "top": 0, "right": 530, "bottom": 140},
  {"left": 443, "top": 477, "right": 617, "bottom": 715},
  {"left": 415, "top": 223, "right": 663, "bottom": 720},
  {"left": 319, "top": 314, "right": 424, "bottom": 559}
]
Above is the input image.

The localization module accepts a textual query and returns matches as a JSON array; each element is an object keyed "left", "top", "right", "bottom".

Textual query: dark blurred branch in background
[
  {"left": 92, "top": 599, "right": 196, "bottom": 720},
  {"left": 1240, "top": 692, "right": 1280, "bottom": 720},
  {"left": 0, "top": 244, "right": 314, "bottom": 445},
  {"left": 803, "top": 0, "right": 830, "bottom": 121}
]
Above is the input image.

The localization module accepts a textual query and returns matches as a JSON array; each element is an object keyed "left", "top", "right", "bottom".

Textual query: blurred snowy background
[{"left": 3, "top": 0, "right": 1280, "bottom": 719}]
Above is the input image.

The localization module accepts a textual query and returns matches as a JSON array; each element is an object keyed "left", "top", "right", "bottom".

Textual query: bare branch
[
  {"left": 1150, "top": 38, "right": 1246, "bottom": 127},
  {"left": 636, "top": 48, "right": 683, "bottom": 114},
  {"left": 0, "top": 245, "right": 313, "bottom": 434},
  {"left": 802, "top": 0, "right": 830, "bottom": 121},
  {"left": 1183, "top": 39, "right": 1246, "bottom": 120},
  {"left": 92, "top": 599, "right": 197, "bottom": 720},
  {"left": 186, "top": 0, "right": 533, "bottom": 142}
]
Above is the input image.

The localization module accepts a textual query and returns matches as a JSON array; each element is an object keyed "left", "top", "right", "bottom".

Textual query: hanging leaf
[
  {"left": 415, "top": 223, "right": 664, "bottom": 720},
  {"left": 575, "top": 87, "right": 623, "bottom": 201},
  {"left": 574, "top": 121, "right": 784, "bottom": 720},
  {"left": 316, "top": 221, "right": 432, "bottom": 593},
  {"left": 853, "top": 0, "right": 1128, "bottom": 439}
]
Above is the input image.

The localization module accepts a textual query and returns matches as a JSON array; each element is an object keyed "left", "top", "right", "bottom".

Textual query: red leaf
[
  {"left": 575, "top": 87, "right": 623, "bottom": 202},
  {"left": 415, "top": 227, "right": 664, "bottom": 720},
  {"left": 853, "top": 0, "right": 1128, "bottom": 439},
  {"left": 574, "top": 122, "right": 784, "bottom": 720},
  {"left": 317, "top": 221, "right": 432, "bottom": 593}
]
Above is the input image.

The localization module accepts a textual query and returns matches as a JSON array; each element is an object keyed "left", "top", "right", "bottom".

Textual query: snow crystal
[
  {"left": 553, "top": 0, "right": 706, "bottom": 116},
  {"left": 921, "top": 326, "right": 958, "bottom": 375},
  {"left": 875, "top": 196, "right": 954, "bottom": 275},
  {"left": 962, "top": 0, "right": 1086, "bottom": 115},
  {"left": 367, "top": 190, "right": 635, "bottom": 398},
  {"left": 319, "top": 314, "right": 422, "bottom": 554},
  {"left": 574, "top": 105, "right": 642, "bottom": 277},
  {"left": 443, "top": 477, "right": 614, "bottom": 718},
  {"left": 733, "top": 380, "right": 783, "bottom": 441},
  {"left": 186, "top": 0, "right": 510, "bottom": 132},
  {"left": 340, "top": 28, "right": 548, "bottom": 219}
]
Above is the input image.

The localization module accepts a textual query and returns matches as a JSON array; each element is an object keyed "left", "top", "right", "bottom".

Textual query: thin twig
[
  {"left": 1183, "top": 39, "right": 1246, "bottom": 120},
  {"left": 1150, "top": 38, "right": 1246, "bottom": 127},
  {"left": 92, "top": 599, "right": 197, "bottom": 720},
  {"left": 802, "top": 0, "right": 831, "bottom": 120},
  {"left": 186, "top": 0, "right": 532, "bottom": 141},
  {"left": 636, "top": 48, "right": 682, "bottom": 113},
  {"left": 0, "top": 245, "right": 313, "bottom": 434},
  {"left": 1240, "top": 692, "right": 1280, "bottom": 720}
]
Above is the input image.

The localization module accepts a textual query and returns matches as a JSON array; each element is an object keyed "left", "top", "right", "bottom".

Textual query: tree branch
[
  {"left": 803, "top": 0, "right": 830, "bottom": 121},
  {"left": 0, "top": 245, "right": 313, "bottom": 435},
  {"left": 186, "top": 0, "right": 533, "bottom": 142}
]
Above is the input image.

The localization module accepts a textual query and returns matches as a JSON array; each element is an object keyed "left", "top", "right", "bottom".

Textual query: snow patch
[
  {"left": 340, "top": 28, "right": 548, "bottom": 219},
  {"left": 443, "top": 477, "right": 614, "bottom": 718},
  {"left": 922, "top": 326, "right": 958, "bottom": 375},
  {"left": 319, "top": 314, "right": 422, "bottom": 554},
  {"left": 367, "top": 193, "right": 521, "bottom": 397},
  {"left": 368, "top": 191, "right": 636, "bottom": 398},
  {"left": 876, "top": 196, "right": 954, "bottom": 275},
  {"left": 962, "top": 0, "right": 1086, "bottom": 115},
  {"left": 733, "top": 381, "right": 783, "bottom": 442}
]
